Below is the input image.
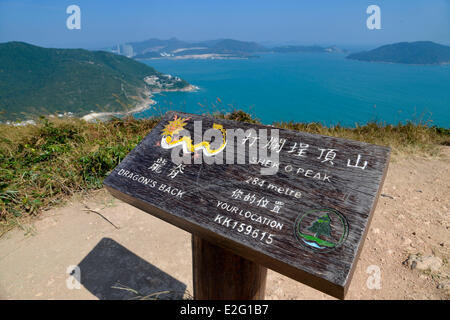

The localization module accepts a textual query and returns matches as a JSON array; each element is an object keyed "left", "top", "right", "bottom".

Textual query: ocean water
[{"left": 135, "top": 53, "right": 450, "bottom": 128}]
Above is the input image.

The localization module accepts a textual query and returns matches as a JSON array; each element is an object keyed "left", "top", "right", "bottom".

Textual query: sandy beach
[
  {"left": 81, "top": 85, "right": 198, "bottom": 122},
  {"left": 81, "top": 91, "right": 156, "bottom": 122}
]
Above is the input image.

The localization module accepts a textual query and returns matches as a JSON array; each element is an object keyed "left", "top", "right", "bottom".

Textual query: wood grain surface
[
  {"left": 104, "top": 111, "right": 390, "bottom": 299},
  {"left": 192, "top": 235, "right": 267, "bottom": 300}
]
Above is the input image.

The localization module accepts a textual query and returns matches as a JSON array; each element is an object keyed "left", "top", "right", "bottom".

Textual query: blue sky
[{"left": 0, "top": 0, "right": 449, "bottom": 49}]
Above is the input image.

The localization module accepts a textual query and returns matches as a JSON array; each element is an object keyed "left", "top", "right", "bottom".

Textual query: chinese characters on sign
[{"left": 104, "top": 111, "right": 390, "bottom": 299}]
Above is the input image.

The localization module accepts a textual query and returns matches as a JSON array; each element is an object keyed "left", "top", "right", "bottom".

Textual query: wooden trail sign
[{"left": 104, "top": 111, "right": 390, "bottom": 299}]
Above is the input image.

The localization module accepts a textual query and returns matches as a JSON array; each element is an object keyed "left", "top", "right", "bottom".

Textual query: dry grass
[
  {"left": 273, "top": 121, "right": 449, "bottom": 158},
  {"left": 0, "top": 116, "right": 159, "bottom": 236},
  {"left": 0, "top": 111, "right": 448, "bottom": 236}
]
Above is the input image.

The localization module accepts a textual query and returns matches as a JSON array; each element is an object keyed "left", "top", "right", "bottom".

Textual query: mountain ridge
[
  {"left": 346, "top": 41, "right": 450, "bottom": 65},
  {"left": 106, "top": 38, "right": 345, "bottom": 59},
  {"left": 0, "top": 41, "right": 192, "bottom": 121}
]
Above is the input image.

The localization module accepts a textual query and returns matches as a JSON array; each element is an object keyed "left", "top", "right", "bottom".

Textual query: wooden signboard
[{"left": 104, "top": 111, "right": 390, "bottom": 299}]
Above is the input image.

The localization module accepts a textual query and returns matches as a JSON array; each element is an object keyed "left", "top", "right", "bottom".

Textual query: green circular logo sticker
[{"left": 294, "top": 208, "right": 349, "bottom": 252}]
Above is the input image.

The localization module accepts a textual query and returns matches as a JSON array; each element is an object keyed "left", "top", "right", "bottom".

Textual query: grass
[
  {"left": 0, "top": 110, "right": 449, "bottom": 236},
  {"left": 0, "top": 116, "right": 158, "bottom": 236},
  {"left": 273, "top": 120, "right": 450, "bottom": 157},
  {"left": 111, "top": 282, "right": 193, "bottom": 300}
]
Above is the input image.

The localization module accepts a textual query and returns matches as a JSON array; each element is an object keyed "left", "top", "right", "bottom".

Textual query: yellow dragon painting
[{"left": 160, "top": 115, "right": 227, "bottom": 156}]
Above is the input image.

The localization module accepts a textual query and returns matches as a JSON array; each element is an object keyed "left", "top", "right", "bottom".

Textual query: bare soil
[{"left": 0, "top": 148, "right": 448, "bottom": 300}]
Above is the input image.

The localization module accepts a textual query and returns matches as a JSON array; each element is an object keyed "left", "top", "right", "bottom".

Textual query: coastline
[
  {"left": 81, "top": 94, "right": 156, "bottom": 122},
  {"left": 81, "top": 84, "right": 198, "bottom": 122},
  {"left": 136, "top": 53, "right": 253, "bottom": 61}
]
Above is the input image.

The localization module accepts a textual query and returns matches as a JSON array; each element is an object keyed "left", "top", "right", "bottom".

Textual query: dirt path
[{"left": 0, "top": 148, "right": 448, "bottom": 300}]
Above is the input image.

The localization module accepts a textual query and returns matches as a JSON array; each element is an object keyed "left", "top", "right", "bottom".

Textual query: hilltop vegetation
[
  {"left": 347, "top": 41, "right": 450, "bottom": 65},
  {"left": 1, "top": 110, "right": 449, "bottom": 236},
  {"left": 0, "top": 42, "right": 190, "bottom": 121}
]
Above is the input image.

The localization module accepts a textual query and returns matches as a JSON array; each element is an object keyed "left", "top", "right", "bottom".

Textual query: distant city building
[
  {"left": 112, "top": 44, "right": 134, "bottom": 57},
  {"left": 122, "top": 44, "right": 134, "bottom": 57}
]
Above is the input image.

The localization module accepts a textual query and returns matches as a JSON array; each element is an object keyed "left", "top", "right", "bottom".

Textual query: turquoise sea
[{"left": 135, "top": 53, "right": 450, "bottom": 128}]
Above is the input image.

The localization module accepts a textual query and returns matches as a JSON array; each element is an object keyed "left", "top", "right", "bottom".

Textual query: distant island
[
  {"left": 272, "top": 45, "right": 346, "bottom": 54},
  {"left": 105, "top": 37, "right": 346, "bottom": 60},
  {"left": 107, "top": 38, "right": 268, "bottom": 60},
  {"left": 0, "top": 42, "right": 194, "bottom": 122},
  {"left": 347, "top": 41, "right": 450, "bottom": 65}
]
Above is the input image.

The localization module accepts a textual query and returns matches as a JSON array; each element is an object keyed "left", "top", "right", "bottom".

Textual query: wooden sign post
[
  {"left": 104, "top": 111, "right": 390, "bottom": 299},
  {"left": 192, "top": 235, "right": 268, "bottom": 299}
]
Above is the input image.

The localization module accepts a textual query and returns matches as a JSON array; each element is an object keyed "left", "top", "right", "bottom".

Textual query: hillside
[
  {"left": 0, "top": 110, "right": 448, "bottom": 236},
  {"left": 1, "top": 151, "right": 449, "bottom": 299},
  {"left": 0, "top": 42, "right": 191, "bottom": 121},
  {"left": 0, "top": 112, "right": 449, "bottom": 300},
  {"left": 347, "top": 41, "right": 450, "bottom": 65}
]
